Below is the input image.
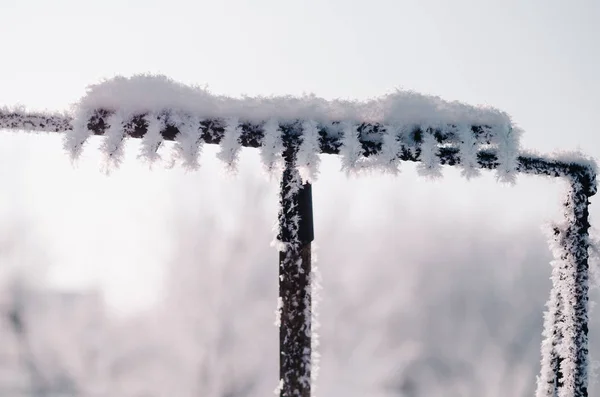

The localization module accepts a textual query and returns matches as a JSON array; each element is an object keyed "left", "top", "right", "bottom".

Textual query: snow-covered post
[
  {"left": 538, "top": 231, "right": 565, "bottom": 396},
  {"left": 276, "top": 123, "right": 314, "bottom": 397},
  {"left": 558, "top": 172, "right": 592, "bottom": 397},
  {"left": 535, "top": 163, "right": 595, "bottom": 397}
]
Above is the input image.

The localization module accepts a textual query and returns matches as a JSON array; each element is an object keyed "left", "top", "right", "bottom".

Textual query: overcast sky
[{"left": 0, "top": 0, "right": 598, "bottom": 312}]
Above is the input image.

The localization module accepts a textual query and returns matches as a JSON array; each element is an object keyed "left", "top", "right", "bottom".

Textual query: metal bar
[
  {"left": 0, "top": 109, "right": 596, "bottom": 182},
  {"left": 544, "top": 226, "right": 565, "bottom": 395},
  {"left": 0, "top": 110, "right": 72, "bottom": 133},
  {"left": 555, "top": 174, "right": 593, "bottom": 397},
  {"left": 554, "top": 291, "right": 565, "bottom": 393},
  {"left": 278, "top": 129, "right": 313, "bottom": 397}
]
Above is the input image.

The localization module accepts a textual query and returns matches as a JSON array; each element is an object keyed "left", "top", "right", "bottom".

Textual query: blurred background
[{"left": 1, "top": 0, "right": 599, "bottom": 396}]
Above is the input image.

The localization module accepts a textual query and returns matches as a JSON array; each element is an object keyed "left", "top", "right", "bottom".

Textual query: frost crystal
[
  {"left": 417, "top": 128, "right": 442, "bottom": 178},
  {"left": 171, "top": 113, "right": 203, "bottom": 170},
  {"left": 536, "top": 224, "right": 564, "bottom": 397},
  {"left": 99, "top": 112, "right": 127, "bottom": 170},
  {"left": 63, "top": 109, "right": 93, "bottom": 162},
  {"left": 339, "top": 122, "right": 364, "bottom": 174},
  {"left": 297, "top": 120, "right": 321, "bottom": 183},
  {"left": 138, "top": 113, "right": 165, "bottom": 164},
  {"left": 535, "top": 176, "right": 594, "bottom": 397},
  {"left": 274, "top": 296, "right": 283, "bottom": 328},
  {"left": 216, "top": 117, "right": 242, "bottom": 172},
  {"left": 260, "top": 118, "right": 284, "bottom": 176},
  {"left": 457, "top": 125, "right": 480, "bottom": 180},
  {"left": 495, "top": 125, "right": 521, "bottom": 183},
  {"left": 372, "top": 125, "right": 402, "bottom": 175},
  {"left": 273, "top": 379, "right": 284, "bottom": 395}
]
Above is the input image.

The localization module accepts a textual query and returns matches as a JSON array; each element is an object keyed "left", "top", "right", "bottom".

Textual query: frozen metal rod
[
  {"left": 1, "top": 109, "right": 597, "bottom": 183},
  {"left": 558, "top": 173, "right": 592, "bottom": 397},
  {"left": 277, "top": 130, "right": 314, "bottom": 397}
]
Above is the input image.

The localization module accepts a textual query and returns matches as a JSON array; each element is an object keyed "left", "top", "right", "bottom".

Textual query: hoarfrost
[
  {"left": 371, "top": 125, "right": 402, "bottom": 175},
  {"left": 273, "top": 379, "right": 284, "bottom": 395},
  {"left": 495, "top": 126, "right": 521, "bottom": 183},
  {"left": 535, "top": 176, "right": 593, "bottom": 397},
  {"left": 171, "top": 113, "right": 204, "bottom": 170},
  {"left": 216, "top": 118, "right": 242, "bottom": 173},
  {"left": 63, "top": 108, "right": 93, "bottom": 162},
  {"left": 3, "top": 74, "right": 571, "bottom": 184},
  {"left": 339, "top": 122, "right": 364, "bottom": 175},
  {"left": 274, "top": 296, "right": 283, "bottom": 328},
  {"left": 99, "top": 112, "right": 127, "bottom": 171},
  {"left": 260, "top": 118, "right": 284, "bottom": 177},
  {"left": 457, "top": 125, "right": 480, "bottom": 180},
  {"left": 297, "top": 120, "right": 321, "bottom": 183},
  {"left": 138, "top": 113, "right": 165, "bottom": 165},
  {"left": 536, "top": 223, "right": 565, "bottom": 397},
  {"left": 589, "top": 232, "right": 600, "bottom": 290},
  {"left": 67, "top": 74, "right": 527, "bottom": 179},
  {"left": 416, "top": 129, "right": 443, "bottom": 178}
]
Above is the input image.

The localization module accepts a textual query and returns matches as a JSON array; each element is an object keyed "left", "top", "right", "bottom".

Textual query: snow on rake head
[
  {"left": 59, "top": 74, "right": 523, "bottom": 180},
  {"left": 0, "top": 74, "right": 597, "bottom": 397}
]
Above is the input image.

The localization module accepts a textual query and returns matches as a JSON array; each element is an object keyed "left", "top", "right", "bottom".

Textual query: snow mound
[
  {"left": 65, "top": 74, "right": 525, "bottom": 179},
  {"left": 75, "top": 74, "right": 512, "bottom": 127}
]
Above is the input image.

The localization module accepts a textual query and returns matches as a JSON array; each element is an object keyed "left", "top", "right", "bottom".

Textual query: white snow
[
  {"left": 73, "top": 74, "right": 513, "bottom": 127},
  {"left": 63, "top": 74, "right": 525, "bottom": 179},
  {"left": 5, "top": 74, "right": 597, "bottom": 183}
]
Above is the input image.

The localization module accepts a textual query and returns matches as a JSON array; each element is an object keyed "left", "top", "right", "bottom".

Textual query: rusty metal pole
[{"left": 278, "top": 129, "right": 314, "bottom": 397}]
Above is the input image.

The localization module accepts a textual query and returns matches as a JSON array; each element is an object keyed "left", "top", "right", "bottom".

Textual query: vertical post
[
  {"left": 278, "top": 130, "right": 314, "bottom": 397},
  {"left": 539, "top": 266, "right": 564, "bottom": 397},
  {"left": 556, "top": 174, "right": 592, "bottom": 397},
  {"left": 551, "top": 227, "right": 565, "bottom": 395},
  {"left": 554, "top": 290, "right": 565, "bottom": 393}
]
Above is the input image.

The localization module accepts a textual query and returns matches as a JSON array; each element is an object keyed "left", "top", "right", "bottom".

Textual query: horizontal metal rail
[{"left": 1, "top": 109, "right": 596, "bottom": 188}]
